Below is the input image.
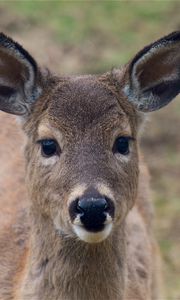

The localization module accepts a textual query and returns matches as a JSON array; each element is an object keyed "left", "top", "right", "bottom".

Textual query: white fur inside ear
[
  {"left": 23, "top": 57, "right": 38, "bottom": 101},
  {"left": 8, "top": 43, "right": 42, "bottom": 103},
  {"left": 0, "top": 34, "right": 42, "bottom": 116},
  {"left": 123, "top": 80, "right": 158, "bottom": 112},
  {"left": 123, "top": 40, "right": 180, "bottom": 112},
  {"left": 123, "top": 49, "right": 147, "bottom": 105}
]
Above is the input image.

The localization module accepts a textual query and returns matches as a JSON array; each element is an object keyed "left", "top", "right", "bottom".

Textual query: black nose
[{"left": 76, "top": 197, "right": 111, "bottom": 232}]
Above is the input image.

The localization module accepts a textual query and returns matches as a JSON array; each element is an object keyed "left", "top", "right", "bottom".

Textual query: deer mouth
[
  {"left": 68, "top": 186, "right": 115, "bottom": 243},
  {"left": 72, "top": 210, "right": 113, "bottom": 243},
  {"left": 72, "top": 222, "right": 113, "bottom": 243},
  {"left": 69, "top": 194, "right": 114, "bottom": 243}
]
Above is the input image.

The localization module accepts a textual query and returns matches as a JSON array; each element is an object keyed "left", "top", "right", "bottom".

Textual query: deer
[{"left": 0, "top": 31, "right": 179, "bottom": 300}]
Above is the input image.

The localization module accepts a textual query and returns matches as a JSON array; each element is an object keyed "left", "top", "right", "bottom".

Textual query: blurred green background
[{"left": 1, "top": 1, "right": 180, "bottom": 298}]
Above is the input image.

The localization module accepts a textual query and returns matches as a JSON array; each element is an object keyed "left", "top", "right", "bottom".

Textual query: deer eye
[
  {"left": 113, "top": 137, "right": 130, "bottom": 155},
  {"left": 39, "top": 139, "right": 59, "bottom": 157}
]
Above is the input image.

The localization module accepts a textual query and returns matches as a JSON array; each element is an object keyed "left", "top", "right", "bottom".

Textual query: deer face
[
  {"left": 0, "top": 32, "right": 179, "bottom": 243},
  {"left": 25, "top": 77, "right": 139, "bottom": 243}
]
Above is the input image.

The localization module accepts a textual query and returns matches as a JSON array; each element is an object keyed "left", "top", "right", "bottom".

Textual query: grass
[{"left": 4, "top": 0, "right": 180, "bottom": 73}]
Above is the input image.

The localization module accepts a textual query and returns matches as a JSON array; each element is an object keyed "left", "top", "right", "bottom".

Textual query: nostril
[
  {"left": 69, "top": 198, "right": 84, "bottom": 221},
  {"left": 104, "top": 198, "right": 110, "bottom": 212},
  {"left": 104, "top": 197, "right": 115, "bottom": 218},
  {"left": 76, "top": 201, "right": 84, "bottom": 215}
]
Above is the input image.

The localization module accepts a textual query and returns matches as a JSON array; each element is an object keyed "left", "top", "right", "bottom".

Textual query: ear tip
[
  {"left": 0, "top": 32, "right": 8, "bottom": 38},
  {"left": 0, "top": 32, "right": 22, "bottom": 52},
  {"left": 160, "top": 31, "right": 180, "bottom": 44},
  {"left": 0, "top": 32, "right": 7, "bottom": 38},
  {"left": 0, "top": 32, "right": 38, "bottom": 74},
  {"left": 129, "top": 31, "right": 180, "bottom": 74},
  {"left": 0, "top": 32, "right": 13, "bottom": 45}
]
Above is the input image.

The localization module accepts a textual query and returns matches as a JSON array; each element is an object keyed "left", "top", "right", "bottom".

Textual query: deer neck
[{"left": 21, "top": 214, "right": 127, "bottom": 300}]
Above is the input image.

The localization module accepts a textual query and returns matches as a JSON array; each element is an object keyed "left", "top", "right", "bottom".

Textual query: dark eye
[
  {"left": 113, "top": 137, "right": 130, "bottom": 155},
  {"left": 39, "top": 139, "right": 59, "bottom": 157}
]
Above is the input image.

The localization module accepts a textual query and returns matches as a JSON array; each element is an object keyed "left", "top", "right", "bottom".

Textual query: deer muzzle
[{"left": 69, "top": 190, "right": 115, "bottom": 243}]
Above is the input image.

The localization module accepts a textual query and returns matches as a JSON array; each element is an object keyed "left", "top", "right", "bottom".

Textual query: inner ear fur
[
  {"left": 124, "top": 31, "right": 180, "bottom": 112},
  {"left": 0, "top": 33, "right": 42, "bottom": 116}
]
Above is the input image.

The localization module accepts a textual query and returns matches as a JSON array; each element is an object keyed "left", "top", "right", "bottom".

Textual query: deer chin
[{"left": 72, "top": 223, "right": 113, "bottom": 243}]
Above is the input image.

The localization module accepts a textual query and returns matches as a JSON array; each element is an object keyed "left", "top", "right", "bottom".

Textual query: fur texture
[{"left": 0, "top": 31, "right": 179, "bottom": 300}]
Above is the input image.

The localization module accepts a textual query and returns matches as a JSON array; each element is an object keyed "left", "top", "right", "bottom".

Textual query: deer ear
[
  {"left": 0, "top": 33, "right": 42, "bottom": 116},
  {"left": 124, "top": 31, "right": 180, "bottom": 112}
]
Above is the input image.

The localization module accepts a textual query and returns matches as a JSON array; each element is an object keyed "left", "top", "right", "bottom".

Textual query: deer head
[{"left": 0, "top": 32, "right": 179, "bottom": 243}]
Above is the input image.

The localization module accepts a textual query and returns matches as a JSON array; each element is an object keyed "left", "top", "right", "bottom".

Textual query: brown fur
[
  {"left": 1, "top": 32, "right": 179, "bottom": 300},
  {"left": 0, "top": 75, "right": 159, "bottom": 300}
]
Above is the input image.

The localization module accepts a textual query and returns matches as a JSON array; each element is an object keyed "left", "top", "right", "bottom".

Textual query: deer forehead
[{"left": 36, "top": 77, "right": 133, "bottom": 138}]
